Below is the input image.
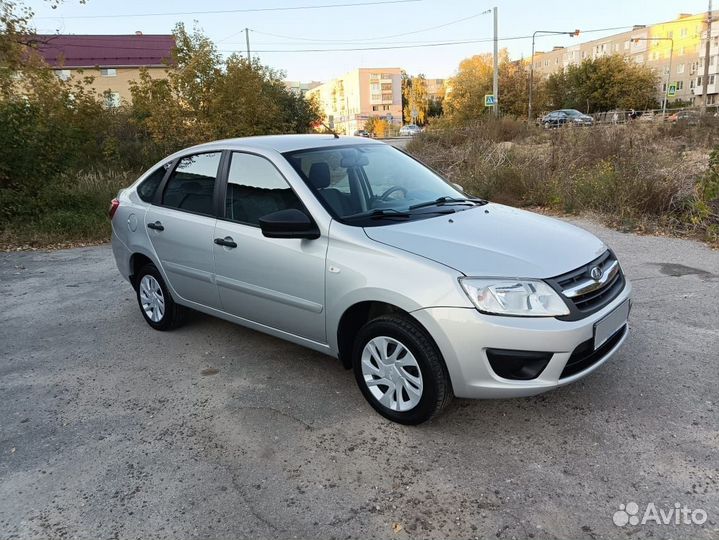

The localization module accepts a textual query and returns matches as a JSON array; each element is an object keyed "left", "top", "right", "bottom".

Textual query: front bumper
[{"left": 411, "top": 281, "right": 632, "bottom": 399}]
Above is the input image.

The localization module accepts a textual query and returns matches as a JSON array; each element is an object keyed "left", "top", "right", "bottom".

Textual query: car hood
[{"left": 363, "top": 203, "right": 607, "bottom": 278}]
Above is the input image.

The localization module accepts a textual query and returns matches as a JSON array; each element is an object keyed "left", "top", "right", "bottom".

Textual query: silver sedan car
[{"left": 111, "top": 135, "right": 631, "bottom": 424}]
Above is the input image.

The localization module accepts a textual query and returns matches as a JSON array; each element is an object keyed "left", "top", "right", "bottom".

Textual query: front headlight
[{"left": 460, "top": 278, "right": 570, "bottom": 317}]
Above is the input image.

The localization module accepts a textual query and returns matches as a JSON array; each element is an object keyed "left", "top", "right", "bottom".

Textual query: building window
[
  {"left": 680, "top": 28, "right": 687, "bottom": 38},
  {"left": 662, "top": 82, "right": 667, "bottom": 92},
  {"left": 55, "top": 69, "right": 71, "bottom": 81},
  {"left": 100, "top": 68, "right": 117, "bottom": 77},
  {"left": 697, "top": 76, "right": 702, "bottom": 86},
  {"left": 382, "top": 105, "right": 390, "bottom": 111},
  {"left": 372, "top": 105, "right": 379, "bottom": 111},
  {"left": 381, "top": 92, "right": 393, "bottom": 102},
  {"left": 371, "top": 93, "right": 381, "bottom": 102},
  {"left": 666, "top": 31, "right": 673, "bottom": 39},
  {"left": 369, "top": 73, "right": 379, "bottom": 79},
  {"left": 711, "top": 75, "right": 716, "bottom": 85},
  {"left": 624, "top": 40, "right": 630, "bottom": 50},
  {"left": 381, "top": 82, "right": 392, "bottom": 91},
  {"left": 677, "top": 64, "right": 684, "bottom": 74},
  {"left": 679, "top": 46, "right": 685, "bottom": 56},
  {"left": 677, "top": 81, "right": 684, "bottom": 90},
  {"left": 712, "top": 56, "right": 717, "bottom": 66},
  {"left": 104, "top": 91, "right": 121, "bottom": 108},
  {"left": 690, "top": 79, "right": 695, "bottom": 89},
  {"left": 380, "top": 73, "right": 392, "bottom": 79}
]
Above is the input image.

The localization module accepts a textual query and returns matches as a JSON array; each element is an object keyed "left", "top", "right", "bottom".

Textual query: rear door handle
[
  {"left": 214, "top": 237, "right": 237, "bottom": 248},
  {"left": 147, "top": 221, "right": 164, "bottom": 231}
]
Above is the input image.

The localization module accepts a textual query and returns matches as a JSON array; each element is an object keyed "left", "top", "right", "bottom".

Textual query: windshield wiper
[
  {"left": 409, "top": 196, "right": 487, "bottom": 210},
  {"left": 343, "top": 207, "right": 456, "bottom": 221}
]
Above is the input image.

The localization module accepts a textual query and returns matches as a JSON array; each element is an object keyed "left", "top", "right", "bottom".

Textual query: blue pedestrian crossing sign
[{"left": 484, "top": 94, "right": 496, "bottom": 107}]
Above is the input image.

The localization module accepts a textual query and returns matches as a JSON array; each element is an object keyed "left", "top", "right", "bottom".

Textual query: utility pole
[
  {"left": 492, "top": 6, "right": 499, "bottom": 115},
  {"left": 701, "top": 0, "right": 713, "bottom": 113},
  {"left": 245, "top": 27, "right": 251, "bottom": 60}
]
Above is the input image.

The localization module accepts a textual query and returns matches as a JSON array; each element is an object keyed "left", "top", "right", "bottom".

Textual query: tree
[
  {"left": 444, "top": 49, "right": 544, "bottom": 122},
  {"left": 401, "top": 73, "right": 429, "bottom": 125},
  {"left": 546, "top": 55, "right": 659, "bottom": 112},
  {"left": 129, "top": 23, "right": 322, "bottom": 155}
]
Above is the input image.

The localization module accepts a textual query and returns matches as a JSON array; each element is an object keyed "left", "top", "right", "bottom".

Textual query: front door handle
[
  {"left": 214, "top": 237, "right": 237, "bottom": 248},
  {"left": 147, "top": 221, "right": 164, "bottom": 231}
]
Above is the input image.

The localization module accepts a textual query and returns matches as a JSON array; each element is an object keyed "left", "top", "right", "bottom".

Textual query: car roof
[{"left": 176, "top": 134, "right": 385, "bottom": 156}]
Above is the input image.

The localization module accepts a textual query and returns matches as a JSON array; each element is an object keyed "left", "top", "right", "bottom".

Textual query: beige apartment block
[
  {"left": 696, "top": 20, "right": 719, "bottom": 105},
  {"left": 533, "top": 11, "right": 718, "bottom": 106},
  {"left": 307, "top": 68, "right": 403, "bottom": 134}
]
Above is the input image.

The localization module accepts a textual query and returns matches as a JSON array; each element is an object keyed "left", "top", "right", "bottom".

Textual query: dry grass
[{"left": 409, "top": 118, "right": 719, "bottom": 245}]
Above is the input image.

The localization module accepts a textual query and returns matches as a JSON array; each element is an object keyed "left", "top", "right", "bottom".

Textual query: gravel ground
[{"left": 1, "top": 217, "right": 717, "bottom": 540}]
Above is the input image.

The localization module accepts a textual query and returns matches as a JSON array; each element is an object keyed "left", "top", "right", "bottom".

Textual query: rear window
[{"left": 137, "top": 166, "right": 168, "bottom": 203}]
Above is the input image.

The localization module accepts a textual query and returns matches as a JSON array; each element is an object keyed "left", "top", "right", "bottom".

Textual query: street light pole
[
  {"left": 528, "top": 30, "right": 579, "bottom": 122},
  {"left": 492, "top": 6, "right": 499, "bottom": 116}
]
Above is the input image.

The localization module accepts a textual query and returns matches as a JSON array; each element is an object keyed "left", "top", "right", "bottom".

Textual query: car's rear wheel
[
  {"left": 135, "top": 264, "right": 184, "bottom": 331},
  {"left": 352, "top": 315, "right": 452, "bottom": 424}
]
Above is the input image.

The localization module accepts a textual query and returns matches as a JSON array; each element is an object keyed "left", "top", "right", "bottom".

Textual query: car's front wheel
[
  {"left": 135, "top": 263, "right": 185, "bottom": 331},
  {"left": 352, "top": 315, "right": 452, "bottom": 424}
]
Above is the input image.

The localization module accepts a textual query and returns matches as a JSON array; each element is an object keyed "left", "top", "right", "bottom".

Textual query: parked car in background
[
  {"left": 110, "top": 135, "right": 631, "bottom": 424},
  {"left": 353, "top": 129, "right": 370, "bottom": 137},
  {"left": 399, "top": 124, "right": 421, "bottom": 136},
  {"left": 541, "top": 109, "right": 594, "bottom": 128},
  {"left": 667, "top": 110, "right": 699, "bottom": 126}
]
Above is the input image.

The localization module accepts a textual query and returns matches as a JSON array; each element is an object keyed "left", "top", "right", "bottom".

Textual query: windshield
[{"left": 283, "top": 144, "right": 473, "bottom": 226}]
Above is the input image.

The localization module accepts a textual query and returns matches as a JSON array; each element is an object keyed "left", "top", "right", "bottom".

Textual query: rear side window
[
  {"left": 162, "top": 152, "right": 222, "bottom": 216},
  {"left": 137, "top": 166, "right": 167, "bottom": 202}
]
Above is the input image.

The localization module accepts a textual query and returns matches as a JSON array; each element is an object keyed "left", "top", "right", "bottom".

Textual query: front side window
[
  {"left": 284, "top": 144, "right": 468, "bottom": 226},
  {"left": 225, "top": 152, "right": 303, "bottom": 226},
  {"left": 162, "top": 152, "right": 221, "bottom": 215}
]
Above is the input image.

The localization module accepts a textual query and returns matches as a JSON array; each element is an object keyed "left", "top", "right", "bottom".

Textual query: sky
[{"left": 25, "top": 0, "right": 711, "bottom": 81}]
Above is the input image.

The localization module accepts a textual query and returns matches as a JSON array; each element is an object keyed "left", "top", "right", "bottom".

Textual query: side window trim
[
  {"left": 156, "top": 151, "right": 224, "bottom": 218},
  {"left": 152, "top": 158, "right": 177, "bottom": 206},
  {"left": 218, "top": 150, "right": 312, "bottom": 229}
]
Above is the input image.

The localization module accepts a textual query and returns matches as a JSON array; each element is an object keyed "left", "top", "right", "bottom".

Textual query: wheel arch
[{"left": 335, "top": 300, "right": 445, "bottom": 374}]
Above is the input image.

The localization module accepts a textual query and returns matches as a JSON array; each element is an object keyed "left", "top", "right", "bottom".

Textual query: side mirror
[
  {"left": 259, "top": 209, "right": 320, "bottom": 240},
  {"left": 452, "top": 182, "right": 465, "bottom": 193}
]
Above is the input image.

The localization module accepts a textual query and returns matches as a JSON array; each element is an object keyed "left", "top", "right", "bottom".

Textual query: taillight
[{"left": 109, "top": 198, "right": 120, "bottom": 219}]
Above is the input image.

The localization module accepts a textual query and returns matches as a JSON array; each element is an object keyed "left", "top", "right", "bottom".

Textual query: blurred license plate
[{"left": 593, "top": 300, "right": 629, "bottom": 350}]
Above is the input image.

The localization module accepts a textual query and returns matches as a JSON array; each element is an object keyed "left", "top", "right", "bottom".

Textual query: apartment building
[
  {"left": 533, "top": 11, "right": 717, "bottom": 106},
  {"left": 306, "top": 68, "right": 403, "bottom": 134},
  {"left": 425, "top": 78, "right": 446, "bottom": 102},
  {"left": 696, "top": 20, "right": 719, "bottom": 105},
  {"left": 284, "top": 80, "right": 322, "bottom": 96},
  {"left": 37, "top": 33, "right": 175, "bottom": 106}
]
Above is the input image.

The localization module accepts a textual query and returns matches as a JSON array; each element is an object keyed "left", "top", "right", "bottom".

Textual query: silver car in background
[{"left": 110, "top": 135, "right": 631, "bottom": 424}]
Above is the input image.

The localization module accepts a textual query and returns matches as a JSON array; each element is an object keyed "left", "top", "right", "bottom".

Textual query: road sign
[
  {"left": 484, "top": 94, "right": 496, "bottom": 107},
  {"left": 667, "top": 84, "right": 676, "bottom": 97},
  {"left": 386, "top": 113, "right": 393, "bottom": 123}
]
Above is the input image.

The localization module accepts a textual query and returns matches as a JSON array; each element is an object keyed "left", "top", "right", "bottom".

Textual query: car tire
[
  {"left": 352, "top": 315, "right": 452, "bottom": 425},
  {"left": 135, "top": 263, "right": 185, "bottom": 331}
]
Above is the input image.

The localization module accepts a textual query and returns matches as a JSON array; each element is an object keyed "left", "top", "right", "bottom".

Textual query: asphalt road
[{"left": 1, "top": 218, "right": 718, "bottom": 540}]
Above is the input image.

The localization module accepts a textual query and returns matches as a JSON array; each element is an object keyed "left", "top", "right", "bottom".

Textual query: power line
[
  {"left": 29, "top": 25, "right": 637, "bottom": 55},
  {"left": 249, "top": 11, "right": 489, "bottom": 43},
  {"left": 32, "top": 0, "right": 421, "bottom": 20},
  {"left": 218, "top": 25, "right": 637, "bottom": 53}
]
